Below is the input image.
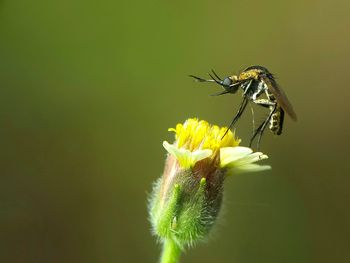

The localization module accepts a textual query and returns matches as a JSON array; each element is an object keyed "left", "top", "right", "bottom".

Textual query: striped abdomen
[{"left": 269, "top": 107, "right": 284, "bottom": 135}]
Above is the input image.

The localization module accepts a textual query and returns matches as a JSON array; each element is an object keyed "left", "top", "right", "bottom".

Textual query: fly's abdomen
[{"left": 269, "top": 108, "right": 284, "bottom": 135}]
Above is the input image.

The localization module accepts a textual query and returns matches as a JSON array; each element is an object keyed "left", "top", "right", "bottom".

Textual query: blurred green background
[{"left": 0, "top": 0, "right": 349, "bottom": 262}]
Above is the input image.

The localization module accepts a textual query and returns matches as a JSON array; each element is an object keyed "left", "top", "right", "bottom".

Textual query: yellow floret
[{"left": 169, "top": 118, "right": 240, "bottom": 154}]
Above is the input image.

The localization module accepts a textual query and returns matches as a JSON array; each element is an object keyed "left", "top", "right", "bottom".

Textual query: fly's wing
[{"left": 261, "top": 75, "right": 298, "bottom": 121}]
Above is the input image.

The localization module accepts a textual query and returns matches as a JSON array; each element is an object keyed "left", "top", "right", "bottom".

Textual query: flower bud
[{"left": 149, "top": 118, "right": 270, "bottom": 249}]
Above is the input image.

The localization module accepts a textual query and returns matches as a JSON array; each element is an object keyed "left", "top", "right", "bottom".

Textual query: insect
[{"left": 190, "top": 65, "right": 297, "bottom": 149}]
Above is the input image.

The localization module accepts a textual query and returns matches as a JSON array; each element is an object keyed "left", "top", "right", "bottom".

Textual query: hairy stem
[{"left": 160, "top": 239, "right": 181, "bottom": 263}]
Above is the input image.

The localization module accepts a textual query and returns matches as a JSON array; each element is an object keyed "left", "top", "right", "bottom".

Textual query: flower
[
  {"left": 149, "top": 118, "right": 271, "bottom": 251},
  {"left": 162, "top": 118, "right": 271, "bottom": 173}
]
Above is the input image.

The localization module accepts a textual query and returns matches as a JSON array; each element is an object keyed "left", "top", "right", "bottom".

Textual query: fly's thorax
[
  {"left": 238, "top": 69, "right": 261, "bottom": 81},
  {"left": 242, "top": 79, "right": 267, "bottom": 101}
]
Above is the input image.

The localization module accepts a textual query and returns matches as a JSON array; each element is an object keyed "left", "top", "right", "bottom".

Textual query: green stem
[{"left": 160, "top": 239, "right": 181, "bottom": 263}]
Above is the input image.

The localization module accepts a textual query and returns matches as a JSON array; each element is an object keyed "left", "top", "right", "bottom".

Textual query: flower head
[
  {"left": 149, "top": 118, "right": 271, "bottom": 249},
  {"left": 163, "top": 118, "right": 270, "bottom": 173}
]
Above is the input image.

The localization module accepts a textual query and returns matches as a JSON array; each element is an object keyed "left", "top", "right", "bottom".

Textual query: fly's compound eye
[{"left": 222, "top": 77, "right": 233, "bottom": 87}]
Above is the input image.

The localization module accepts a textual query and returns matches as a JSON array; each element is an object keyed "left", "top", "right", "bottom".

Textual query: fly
[{"left": 190, "top": 65, "right": 297, "bottom": 149}]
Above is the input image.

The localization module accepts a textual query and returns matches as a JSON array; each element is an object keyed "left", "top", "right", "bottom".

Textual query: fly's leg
[
  {"left": 243, "top": 80, "right": 253, "bottom": 95},
  {"left": 256, "top": 106, "right": 276, "bottom": 150},
  {"left": 249, "top": 100, "right": 277, "bottom": 150},
  {"left": 222, "top": 97, "right": 248, "bottom": 139},
  {"left": 250, "top": 105, "right": 255, "bottom": 134}
]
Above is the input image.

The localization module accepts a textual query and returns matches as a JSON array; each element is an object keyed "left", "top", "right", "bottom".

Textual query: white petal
[
  {"left": 220, "top": 147, "right": 253, "bottom": 167},
  {"left": 163, "top": 141, "right": 212, "bottom": 169},
  {"left": 163, "top": 141, "right": 182, "bottom": 157},
  {"left": 227, "top": 164, "right": 271, "bottom": 175},
  {"left": 233, "top": 152, "right": 269, "bottom": 166},
  {"left": 190, "top": 149, "right": 212, "bottom": 164}
]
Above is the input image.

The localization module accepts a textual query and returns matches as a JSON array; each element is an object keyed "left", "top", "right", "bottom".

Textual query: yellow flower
[
  {"left": 150, "top": 118, "right": 271, "bottom": 250},
  {"left": 163, "top": 118, "right": 270, "bottom": 173}
]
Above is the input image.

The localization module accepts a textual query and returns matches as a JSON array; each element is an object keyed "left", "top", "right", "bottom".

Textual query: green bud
[
  {"left": 149, "top": 118, "right": 271, "bottom": 262},
  {"left": 149, "top": 155, "right": 225, "bottom": 249}
]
